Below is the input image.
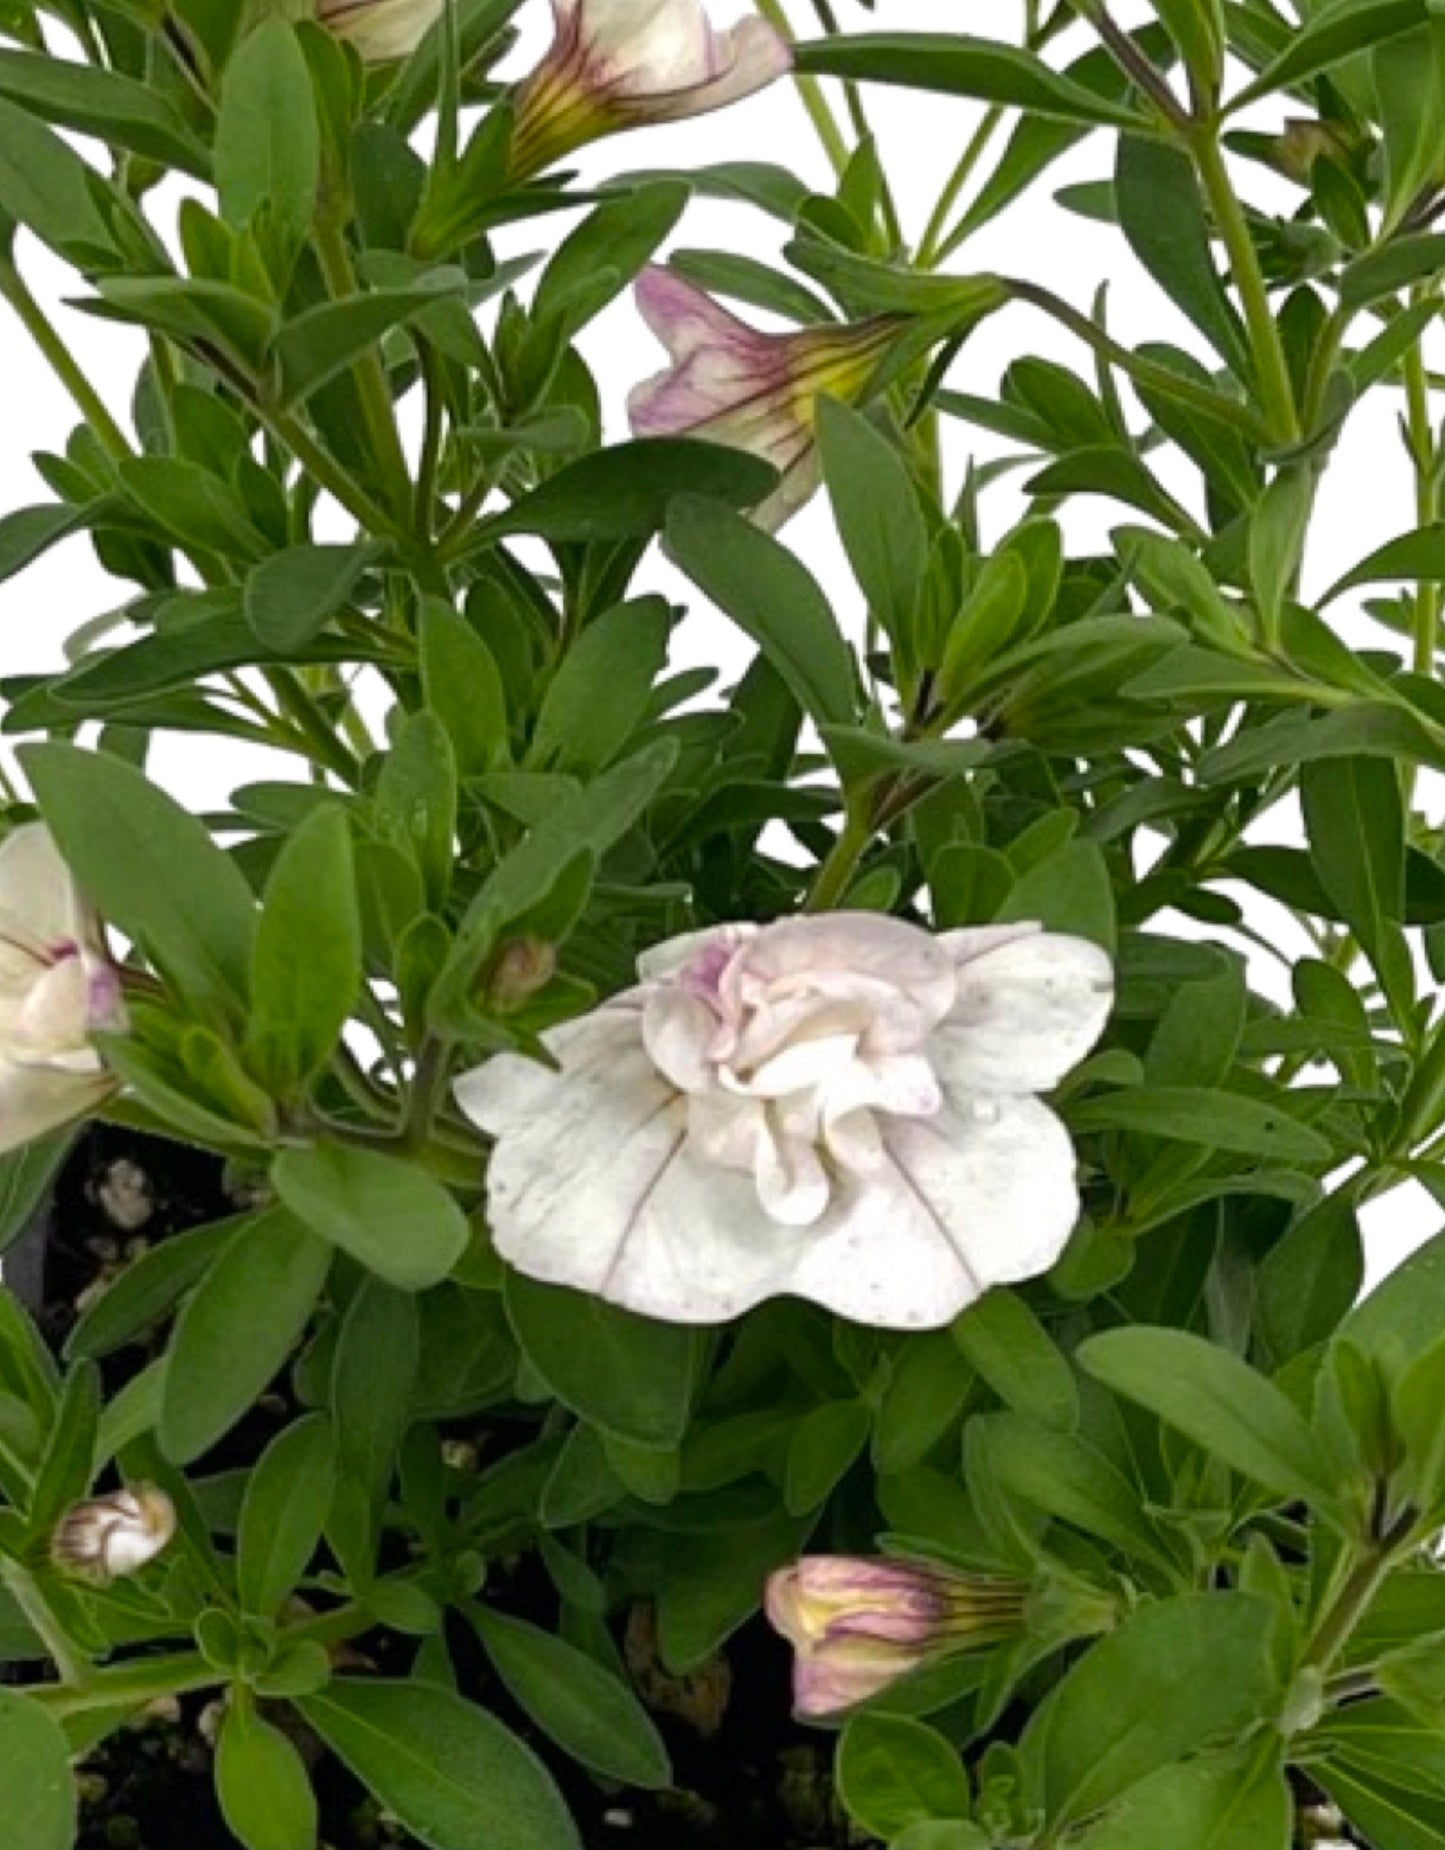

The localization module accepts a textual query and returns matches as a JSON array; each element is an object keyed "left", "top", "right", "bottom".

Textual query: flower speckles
[
  {"left": 509, "top": 0, "right": 791, "bottom": 178},
  {"left": 0, "top": 825, "right": 125, "bottom": 1155},
  {"left": 457, "top": 913, "right": 1112, "bottom": 1330}
]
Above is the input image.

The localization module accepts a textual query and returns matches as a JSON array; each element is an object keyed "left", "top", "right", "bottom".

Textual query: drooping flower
[
  {"left": 509, "top": 0, "right": 792, "bottom": 179},
  {"left": 316, "top": 0, "right": 443, "bottom": 61},
  {"left": 456, "top": 913, "right": 1112, "bottom": 1330},
  {"left": 53, "top": 1485, "right": 177, "bottom": 1583},
  {"left": 0, "top": 824, "right": 125, "bottom": 1155},
  {"left": 766, "top": 1556, "right": 1027, "bottom": 1717},
  {"left": 627, "top": 267, "right": 898, "bottom": 529}
]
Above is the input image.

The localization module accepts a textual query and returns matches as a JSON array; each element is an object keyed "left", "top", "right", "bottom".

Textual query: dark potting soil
[{"left": 15, "top": 1129, "right": 863, "bottom": 1850}]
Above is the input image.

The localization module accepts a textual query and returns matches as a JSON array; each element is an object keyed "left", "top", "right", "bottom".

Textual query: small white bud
[{"left": 52, "top": 1484, "right": 177, "bottom": 1582}]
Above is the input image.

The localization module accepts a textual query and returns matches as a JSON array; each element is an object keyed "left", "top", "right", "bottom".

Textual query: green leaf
[
  {"left": 0, "top": 49, "right": 209, "bottom": 178},
  {"left": 1256, "top": 1197, "right": 1364, "bottom": 1365},
  {"left": 952, "top": 1290, "right": 1079, "bottom": 1432},
  {"left": 0, "top": 95, "right": 116, "bottom": 262},
  {"left": 0, "top": 1688, "right": 77, "bottom": 1850},
  {"left": 1315, "top": 1755, "right": 1445, "bottom": 1850},
  {"left": 505, "top": 1274, "right": 700, "bottom": 1450},
  {"left": 1072, "top": 1747, "right": 1291, "bottom": 1849},
  {"left": 837, "top": 1713, "right": 972, "bottom": 1840},
  {"left": 215, "top": 1701, "right": 318, "bottom": 1850},
  {"left": 160, "top": 1208, "right": 331, "bottom": 1465},
  {"left": 1372, "top": 21, "right": 1445, "bottom": 232},
  {"left": 666, "top": 495, "right": 858, "bottom": 727},
  {"left": 236, "top": 1414, "right": 337, "bottom": 1618},
  {"left": 420, "top": 605, "right": 509, "bottom": 779},
  {"left": 1322, "top": 521, "right": 1445, "bottom": 604},
  {"left": 1077, "top": 1327, "right": 1337, "bottom": 1506},
  {"left": 273, "top": 281, "right": 462, "bottom": 406},
  {"left": 28, "top": 1359, "right": 100, "bottom": 1535},
  {"left": 1198, "top": 702, "right": 1445, "bottom": 782},
  {"left": 971, "top": 1414, "right": 1175, "bottom": 1571},
  {"left": 479, "top": 439, "right": 776, "bottom": 546},
  {"left": 1302, "top": 756, "right": 1410, "bottom": 1009},
  {"left": 273, "top": 1144, "right": 468, "bottom": 1293},
  {"left": 1115, "top": 137, "right": 1248, "bottom": 376},
  {"left": 1249, "top": 468, "right": 1313, "bottom": 638},
  {"left": 214, "top": 19, "right": 319, "bottom": 244},
  {"left": 530, "top": 598, "right": 671, "bottom": 775},
  {"left": 245, "top": 806, "right": 362, "bottom": 1099},
  {"left": 1229, "top": 0, "right": 1423, "bottom": 111},
  {"left": 783, "top": 1399, "right": 872, "bottom": 1514},
  {"left": 331, "top": 1279, "right": 417, "bottom": 1530},
  {"left": 297, "top": 1680, "right": 580, "bottom": 1850},
  {"left": 0, "top": 1133, "right": 71, "bottom": 1261},
  {"left": 1021, "top": 1594, "right": 1278, "bottom": 1828},
  {"left": 817, "top": 396, "right": 928, "bottom": 655},
  {"left": 0, "top": 502, "right": 105, "bottom": 590},
  {"left": 375, "top": 713, "right": 457, "bottom": 915},
  {"left": 244, "top": 544, "right": 373, "bottom": 652},
  {"left": 1339, "top": 234, "right": 1445, "bottom": 309},
  {"left": 795, "top": 33, "right": 1152, "bottom": 127},
  {"left": 1066, "top": 1085, "right": 1331, "bottom": 1163},
  {"left": 470, "top": 1607, "right": 670, "bottom": 1789},
  {"left": 21, "top": 742, "right": 257, "bottom": 1023}
]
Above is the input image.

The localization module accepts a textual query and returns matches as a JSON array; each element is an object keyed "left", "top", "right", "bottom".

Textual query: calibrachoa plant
[{"left": 7, "top": 1, "right": 1445, "bottom": 1847}]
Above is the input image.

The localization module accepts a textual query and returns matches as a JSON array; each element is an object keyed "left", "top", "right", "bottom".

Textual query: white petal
[
  {"left": 932, "top": 933, "right": 1113, "bottom": 1097},
  {"left": 0, "top": 1055, "right": 110, "bottom": 1155},
  {"left": 636, "top": 921, "right": 754, "bottom": 986},
  {"left": 882, "top": 1094, "right": 1082, "bottom": 1290},
  {"left": 756, "top": 1117, "right": 829, "bottom": 1225},
  {"left": 455, "top": 1007, "right": 640, "bottom": 1138},
  {"left": 626, "top": 14, "right": 793, "bottom": 118},
  {"left": 0, "top": 825, "right": 84, "bottom": 953}
]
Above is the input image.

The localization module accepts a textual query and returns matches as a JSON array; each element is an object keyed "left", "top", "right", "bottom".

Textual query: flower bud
[
  {"left": 316, "top": 0, "right": 443, "bottom": 63},
  {"left": 628, "top": 268, "right": 899, "bottom": 529},
  {"left": 510, "top": 0, "right": 791, "bottom": 180},
  {"left": 765, "top": 1556, "right": 1026, "bottom": 1718},
  {"left": 0, "top": 824, "right": 125, "bottom": 1154},
  {"left": 485, "top": 937, "right": 558, "bottom": 1014},
  {"left": 53, "top": 1485, "right": 177, "bottom": 1583}
]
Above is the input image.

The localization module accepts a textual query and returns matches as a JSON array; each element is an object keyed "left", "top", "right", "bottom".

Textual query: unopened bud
[
  {"left": 765, "top": 1555, "right": 1027, "bottom": 1718},
  {"left": 53, "top": 1484, "right": 176, "bottom": 1582},
  {"left": 486, "top": 938, "right": 557, "bottom": 1013}
]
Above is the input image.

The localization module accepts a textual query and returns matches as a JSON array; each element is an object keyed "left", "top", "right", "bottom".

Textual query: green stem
[
  {"left": 919, "top": 107, "right": 1007, "bottom": 269},
  {"left": 30, "top": 1651, "right": 219, "bottom": 1719},
  {"left": 1004, "top": 277, "right": 1269, "bottom": 438},
  {"left": 265, "top": 407, "right": 407, "bottom": 543},
  {"left": 0, "top": 261, "right": 133, "bottom": 462},
  {"left": 313, "top": 216, "right": 414, "bottom": 522},
  {"left": 802, "top": 0, "right": 902, "bottom": 246},
  {"left": 1301, "top": 1511, "right": 1417, "bottom": 1676},
  {"left": 1404, "top": 308, "right": 1441, "bottom": 676},
  {"left": 1190, "top": 131, "right": 1300, "bottom": 445},
  {"left": 752, "top": 0, "right": 852, "bottom": 178},
  {"left": 1, "top": 1563, "right": 91, "bottom": 1687},
  {"left": 266, "top": 669, "right": 361, "bottom": 786}
]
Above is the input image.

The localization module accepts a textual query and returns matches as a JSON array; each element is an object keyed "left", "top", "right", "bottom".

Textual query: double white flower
[
  {"left": 458, "top": 914, "right": 1112, "bottom": 1330},
  {"left": 0, "top": 825, "right": 123, "bottom": 1155}
]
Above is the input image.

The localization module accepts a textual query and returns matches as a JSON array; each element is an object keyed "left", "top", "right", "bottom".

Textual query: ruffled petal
[
  {"left": 881, "top": 1094, "right": 1082, "bottom": 1290},
  {"left": 932, "top": 932, "right": 1114, "bottom": 1097},
  {"left": 633, "top": 266, "right": 766, "bottom": 366}
]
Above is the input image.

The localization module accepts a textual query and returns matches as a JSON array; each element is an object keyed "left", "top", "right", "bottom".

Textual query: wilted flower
[
  {"left": 628, "top": 267, "right": 898, "bottom": 529},
  {"left": 53, "top": 1485, "right": 176, "bottom": 1583},
  {"left": 766, "top": 1556, "right": 1027, "bottom": 1717},
  {"left": 0, "top": 824, "right": 125, "bottom": 1154},
  {"left": 509, "top": 0, "right": 792, "bottom": 179},
  {"left": 457, "top": 914, "right": 1112, "bottom": 1330},
  {"left": 316, "top": 0, "right": 442, "bottom": 62}
]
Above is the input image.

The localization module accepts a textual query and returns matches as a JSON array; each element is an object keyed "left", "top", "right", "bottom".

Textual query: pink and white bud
[
  {"left": 0, "top": 825, "right": 125, "bottom": 1154},
  {"left": 765, "top": 1556, "right": 1026, "bottom": 1718},
  {"left": 53, "top": 1485, "right": 176, "bottom": 1583},
  {"left": 627, "top": 267, "right": 898, "bottom": 529},
  {"left": 317, "top": 0, "right": 443, "bottom": 62},
  {"left": 510, "top": 0, "right": 792, "bottom": 178}
]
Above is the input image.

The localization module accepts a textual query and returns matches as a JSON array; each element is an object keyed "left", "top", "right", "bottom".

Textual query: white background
[{"left": 0, "top": 0, "right": 1437, "bottom": 1285}]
